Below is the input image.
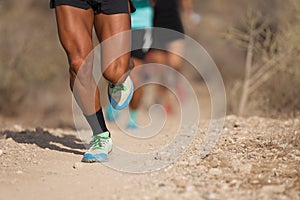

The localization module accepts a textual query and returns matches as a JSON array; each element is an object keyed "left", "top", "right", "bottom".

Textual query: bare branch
[
  {"left": 238, "top": 31, "right": 255, "bottom": 115},
  {"left": 229, "top": 27, "right": 251, "bottom": 41},
  {"left": 248, "top": 69, "right": 278, "bottom": 94},
  {"left": 249, "top": 54, "right": 284, "bottom": 86}
]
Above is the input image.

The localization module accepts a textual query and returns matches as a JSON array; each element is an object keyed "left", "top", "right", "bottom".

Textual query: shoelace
[
  {"left": 90, "top": 134, "right": 109, "bottom": 150},
  {"left": 110, "top": 83, "right": 127, "bottom": 94}
]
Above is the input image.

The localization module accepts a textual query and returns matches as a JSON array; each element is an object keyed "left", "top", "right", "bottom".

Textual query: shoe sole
[
  {"left": 81, "top": 153, "right": 108, "bottom": 163},
  {"left": 81, "top": 146, "right": 113, "bottom": 163}
]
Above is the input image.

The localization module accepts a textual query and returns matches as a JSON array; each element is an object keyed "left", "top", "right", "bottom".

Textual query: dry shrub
[
  {"left": 225, "top": 0, "right": 300, "bottom": 117},
  {"left": 0, "top": 1, "right": 66, "bottom": 117},
  {"left": 249, "top": 0, "right": 300, "bottom": 118}
]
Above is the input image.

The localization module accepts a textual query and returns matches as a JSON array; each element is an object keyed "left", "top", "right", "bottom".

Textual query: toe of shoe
[{"left": 110, "top": 91, "right": 133, "bottom": 110}]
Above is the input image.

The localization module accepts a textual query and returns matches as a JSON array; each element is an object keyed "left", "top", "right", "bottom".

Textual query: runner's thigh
[
  {"left": 55, "top": 5, "right": 94, "bottom": 65},
  {"left": 94, "top": 12, "right": 131, "bottom": 72}
]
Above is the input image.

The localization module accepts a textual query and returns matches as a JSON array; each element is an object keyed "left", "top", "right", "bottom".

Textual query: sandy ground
[
  {"left": 0, "top": 81, "right": 299, "bottom": 200},
  {"left": 0, "top": 113, "right": 299, "bottom": 200}
]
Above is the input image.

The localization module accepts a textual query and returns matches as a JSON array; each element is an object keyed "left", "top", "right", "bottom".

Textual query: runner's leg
[
  {"left": 94, "top": 12, "right": 132, "bottom": 84},
  {"left": 126, "top": 58, "right": 143, "bottom": 129},
  {"left": 129, "top": 58, "right": 143, "bottom": 110},
  {"left": 55, "top": 5, "right": 101, "bottom": 115}
]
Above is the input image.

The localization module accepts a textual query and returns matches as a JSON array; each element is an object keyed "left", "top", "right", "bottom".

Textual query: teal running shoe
[
  {"left": 126, "top": 110, "right": 138, "bottom": 129},
  {"left": 82, "top": 132, "right": 112, "bottom": 162},
  {"left": 108, "top": 76, "right": 134, "bottom": 110},
  {"left": 105, "top": 104, "right": 120, "bottom": 122}
]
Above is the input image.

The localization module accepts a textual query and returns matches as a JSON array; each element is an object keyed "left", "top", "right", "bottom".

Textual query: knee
[
  {"left": 103, "top": 58, "right": 130, "bottom": 84},
  {"left": 69, "top": 57, "right": 83, "bottom": 74},
  {"left": 68, "top": 56, "right": 93, "bottom": 83}
]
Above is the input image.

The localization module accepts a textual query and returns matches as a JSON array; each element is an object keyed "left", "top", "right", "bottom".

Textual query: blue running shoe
[
  {"left": 126, "top": 110, "right": 138, "bottom": 129},
  {"left": 82, "top": 132, "right": 112, "bottom": 163},
  {"left": 108, "top": 76, "right": 134, "bottom": 110},
  {"left": 105, "top": 104, "right": 120, "bottom": 122}
]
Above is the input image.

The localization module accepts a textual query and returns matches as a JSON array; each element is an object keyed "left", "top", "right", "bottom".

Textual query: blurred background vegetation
[{"left": 0, "top": 0, "right": 299, "bottom": 128}]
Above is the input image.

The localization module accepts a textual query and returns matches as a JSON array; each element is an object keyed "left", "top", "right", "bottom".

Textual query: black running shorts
[
  {"left": 131, "top": 29, "right": 152, "bottom": 60},
  {"left": 153, "top": 0, "right": 184, "bottom": 34},
  {"left": 152, "top": 0, "right": 184, "bottom": 49},
  {"left": 50, "top": 0, "right": 136, "bottom": 14}
]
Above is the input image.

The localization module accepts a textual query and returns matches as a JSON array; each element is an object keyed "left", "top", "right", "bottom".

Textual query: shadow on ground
[{"left": 0, "top": 128, "right": 85, "bottom": 155}]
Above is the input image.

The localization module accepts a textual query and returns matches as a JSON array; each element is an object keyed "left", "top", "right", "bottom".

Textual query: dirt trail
[{"left": 0, "top": 115, "right": 299, "bottom": 200}]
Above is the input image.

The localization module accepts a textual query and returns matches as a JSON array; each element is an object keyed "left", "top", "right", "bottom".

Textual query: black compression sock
[{"left": 85, "top": 109, "right": 110, "bottom": 137}]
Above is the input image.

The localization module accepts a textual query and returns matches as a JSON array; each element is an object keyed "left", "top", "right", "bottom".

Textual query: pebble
[
  {"left": 226, "top": 115, "right": 237, "bottom": 120},
  {"left": 183, "top": 185, "right": 199, "bottom": 199},
  {"left": 172, "top": 178, "right": 186, "bottom": 189},
  {"left": 73, "top": 162, "right": 84, "bottom": 169},
  {"left": 284, "top": 121, "right": 290, "bottom": 127},
  {"left": 33, "top": 160, "right": 39, "bottom": 164},
  {"left": 0, "top": 149, "right": 3, "bottom": 156},
  {"left": 208, "top": 168, "right": 222, "bottom": 176},
  {"left": 158, "top": 183, "right": 165, "bottom": 187},
  {"left": 16, "top": 170, "right": 23, "bottom": 174},
  {"left": 240, "top": 163, "right": 252, "bottom": 174},
  {"left": 13, "top": 125, "right": 22, "bottom": 131},
  {"left": 155, "top": 152, "right": 171, "bottom": 160},
  {"left": 203, "top": 192, "right": 218, "bottom": 200},
  {"left": 229, "top": 179, "right": 238, "bottom": 187},
  {"left": 250, "top": 180, "right": 260, "bottom": 184},
  {"left": 178, "top": 161, "right": 189, "bottom": 166}
]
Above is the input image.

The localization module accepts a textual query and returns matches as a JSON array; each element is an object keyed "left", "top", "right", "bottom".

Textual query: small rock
[
  {"left": 208, "top": 168, "right": 222, "bottom": 176},
  {"left": 240, "top": 163, "right": 252, "bottom": 174},
  {"left": 172, "top": 178, "right": 186, "bottom": 189},
  {"left": 233, "top": 123, "right": 240, "bottom": 128},
  {"left": 284, "top": 121, "right": 290, "bottom": 127},
  {"left": 16, "top": 170, "right": 23, "bottom": 174},
  {"left": 155, "top": 151, "right": 171, "bottom": 160},
  {"left": 250, "top": 179, "right": 260, "bottom": 184},
  {"left": 226, "top": 115, "right": 237, "bottom": 120},
  {"left": 33, "top": 160, "right": 39, "bottom": 164},
  {"left": 13, "top": 125, "right": 22, "bottom": 131},
  {"left": 178, "top": 161, "right": 189, "bottom": 166},
  {"left": 186, "top": 184, "right": 196, "bottom": 193},
  {"left": 0, "top": 149, "right": 3, "bottom": 156},
  {"left": 210, "top": 161, "right": 219, "bottom": 168},
  {"left": 203, "top": 192, "right": 218, "bottom": 200},
  {"left": 183, "top": 185, "right": 199, "bottom": 199},
  {"left": 229, "top": 179, "right": 238, "bottom": 187},
  {"left": 158, "top": 183, "right": 165, "bottom": 187},
  {"left": 2, "top": 162, "right": 8, "bottom": 167},
  {"left": 73, "top": 162, "right": 84, "bottom": 169}
]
